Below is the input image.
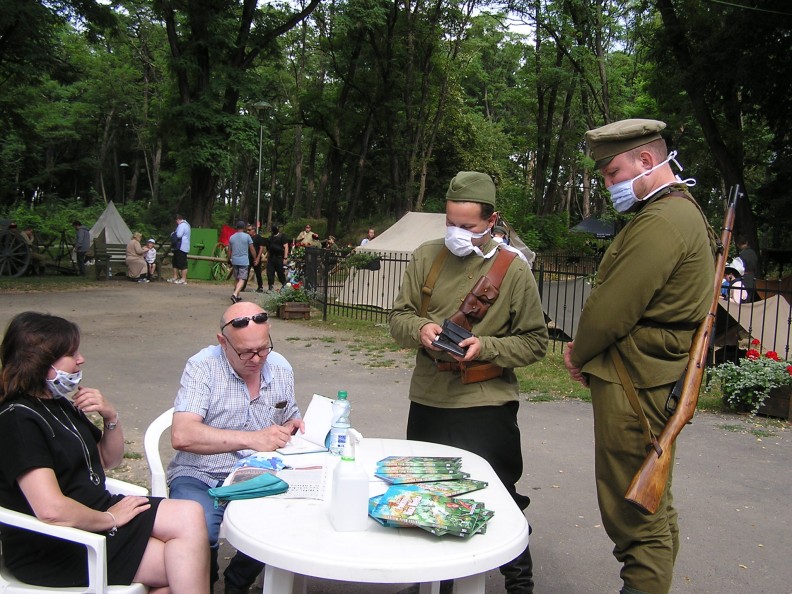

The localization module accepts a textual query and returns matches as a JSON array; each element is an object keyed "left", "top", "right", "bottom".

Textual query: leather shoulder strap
[{"left": 419, "top": 247, "right": 449, "bottom": 317}]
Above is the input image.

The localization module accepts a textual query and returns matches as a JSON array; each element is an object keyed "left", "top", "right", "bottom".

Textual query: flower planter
[
  {"left": 756, "top": 385, "right": 792, "bottom": 421},
  {"left": 278, "top": 302, "right": 311, "bottom": 320}
]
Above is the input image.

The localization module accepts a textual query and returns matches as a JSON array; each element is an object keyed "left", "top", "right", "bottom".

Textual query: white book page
[
  {"left": 276, "top": 393, "right": 334, "bottom": 454},
  {"left": 271, "top": 466, "right": 329, "bottom": 500}
]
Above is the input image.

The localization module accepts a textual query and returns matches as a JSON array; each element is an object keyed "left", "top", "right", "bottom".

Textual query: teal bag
[{"left": 208, "top": 473, "right": 289, "bottom": 507}]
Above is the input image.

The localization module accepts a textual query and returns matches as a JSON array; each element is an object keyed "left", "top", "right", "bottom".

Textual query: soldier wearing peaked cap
[
  {"left": 390, "top": 171, "right": 547, "bottom": 593},
  {"left": 565, "top": 120, "right": 717, "bottom": 593}
]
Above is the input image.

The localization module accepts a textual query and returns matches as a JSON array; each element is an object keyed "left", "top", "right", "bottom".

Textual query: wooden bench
[{"left": 93, "top": 242, "right": 128, "bottom": 279}]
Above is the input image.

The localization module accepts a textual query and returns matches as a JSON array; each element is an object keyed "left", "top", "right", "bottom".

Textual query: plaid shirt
[{"left": 166, "top": 345, "right": 300, "bottom": 487}]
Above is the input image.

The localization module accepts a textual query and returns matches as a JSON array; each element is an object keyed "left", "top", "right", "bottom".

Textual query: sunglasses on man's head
[{"left": 221, "top": 312, "right": 269, "bottom": 331}]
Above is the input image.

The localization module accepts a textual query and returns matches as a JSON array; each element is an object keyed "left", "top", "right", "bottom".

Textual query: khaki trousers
[{"left": 590, "top": 376, "right": 680, "bottom": 594}]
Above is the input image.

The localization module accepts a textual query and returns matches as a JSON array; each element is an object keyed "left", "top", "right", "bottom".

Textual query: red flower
[
  {"left": 751, "top": 339, "right": 761, "bottom": 346},
  {"left": 746, "top": 349, "right": 761, "bottom": 360},
  {"left": 765, "top": 351, "right": 780, "bottom": 361},
  {"left": 787, "top": 365, "right": 792, "bottom": 376}
]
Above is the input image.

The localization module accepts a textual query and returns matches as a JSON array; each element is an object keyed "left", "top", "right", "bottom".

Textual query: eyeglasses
[
  {"left": 221, "top": 312, "right": 269, "bottom": 331},
  {"left": 222, "top": 334, "right": 275, "bottom": 361}
]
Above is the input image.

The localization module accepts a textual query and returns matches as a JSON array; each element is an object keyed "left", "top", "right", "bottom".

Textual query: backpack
[{"left": 170, "top": 231, "right": 180, "bottom": 251}]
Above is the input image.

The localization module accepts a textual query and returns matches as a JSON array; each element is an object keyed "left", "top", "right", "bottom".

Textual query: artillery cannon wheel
[
  {"left": 0, "top": 229, "right": 31, "bottom": 277},
  {"left": 211, "top": 242, "right": 231, "bottom": 281}
]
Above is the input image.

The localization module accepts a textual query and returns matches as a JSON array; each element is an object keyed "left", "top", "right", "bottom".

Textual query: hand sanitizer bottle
[
  {"left": 329, "top": 429, "right": 369, "bottom": 531},
  {"left": 327, "top": 390, "right": 351, "bottom": 455}
]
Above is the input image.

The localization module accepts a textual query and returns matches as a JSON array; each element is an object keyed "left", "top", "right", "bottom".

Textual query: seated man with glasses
[{"left": 167, "top": 301, "right": 305, "bottom": 594}]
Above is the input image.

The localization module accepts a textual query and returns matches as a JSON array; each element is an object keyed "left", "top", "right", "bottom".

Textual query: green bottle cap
[{"left": 337, "top": 390, "right": 348, "bottom": 400}]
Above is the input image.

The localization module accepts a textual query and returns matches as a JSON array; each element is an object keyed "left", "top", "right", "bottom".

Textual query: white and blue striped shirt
[{"left": 167, "top": 345, "right": 300, "bottom": 487}]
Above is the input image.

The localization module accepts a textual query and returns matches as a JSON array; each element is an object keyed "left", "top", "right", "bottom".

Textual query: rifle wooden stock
[{"left": 624, "top": 186, "right": 739, "bottom": 514}]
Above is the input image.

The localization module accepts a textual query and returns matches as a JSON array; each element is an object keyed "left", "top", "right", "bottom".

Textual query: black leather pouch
[{"left": 431, "top": 319, "right": 474, "bottom": 357}]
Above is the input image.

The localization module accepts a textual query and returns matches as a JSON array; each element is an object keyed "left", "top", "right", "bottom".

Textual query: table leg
[
  {"left": 261, "top": 566, "right": 296, "bottom": 594},
  {"left": 418, "top": 582, "right": 442, "bottom": 594},
  {"left": 452, "top": 573, "right": 485, "bottom": 594}
]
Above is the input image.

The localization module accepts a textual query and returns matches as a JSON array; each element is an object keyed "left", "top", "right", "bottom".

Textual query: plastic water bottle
[
  {"left": 329, "top": 429, "right": 368, "bottom": 531},
  {"left": 327, "top": 390, "right": 351, "bottom": 455}
]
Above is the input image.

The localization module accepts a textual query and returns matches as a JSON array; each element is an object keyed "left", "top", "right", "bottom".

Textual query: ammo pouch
[
  {"left": 460, "top": 361, "right": 504, "bottom": 385},
  {"left": 451, "top": 276, "right": 500, "bottom": 328}
]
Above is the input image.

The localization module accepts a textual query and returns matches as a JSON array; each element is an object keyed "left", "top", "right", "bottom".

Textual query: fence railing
[{"left": 304, "top": 247, "right": 791, "bottom": 362}]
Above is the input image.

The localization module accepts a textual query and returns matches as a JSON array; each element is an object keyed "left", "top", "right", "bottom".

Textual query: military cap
[
  {"left": 446, "top": 171, "right": 496, "bottom": 207},
  {"left": 585, "top": 119, "right": 666, "bottom": 169}
]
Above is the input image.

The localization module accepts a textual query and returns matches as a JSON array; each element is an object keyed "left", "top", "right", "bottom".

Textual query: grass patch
[
  {"left": 123, "top": 451, "right": 143, "bottom": 460},
  {"left": 516, "top": 351, "right": 591, "bottom": 401}
]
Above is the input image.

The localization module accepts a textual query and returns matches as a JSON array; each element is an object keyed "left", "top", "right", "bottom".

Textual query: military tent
[{"left": 89, "top": 201, "right": 132, "bottom": 246}]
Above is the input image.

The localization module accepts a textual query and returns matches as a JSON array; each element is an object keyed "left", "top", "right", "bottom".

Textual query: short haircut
[{"left": 626, "top": 138, "right": 668, "bottom": 163}]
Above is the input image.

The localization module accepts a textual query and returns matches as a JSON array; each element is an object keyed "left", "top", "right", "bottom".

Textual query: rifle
[{"left": 624, "top": 185, "right": 740, "bottom": 514}]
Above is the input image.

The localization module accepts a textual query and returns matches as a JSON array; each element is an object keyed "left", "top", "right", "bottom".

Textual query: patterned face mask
[{"left": 46, "top": 366, "right": 82, "bottom": 399}]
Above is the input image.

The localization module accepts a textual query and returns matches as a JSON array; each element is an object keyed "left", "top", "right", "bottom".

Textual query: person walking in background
[
  {"left": 360, "top": 227, "right": 375, "bottom": 246},
  {"left": 168, "top": 214, "right": 191, "bottom": 285},
  {"left": 167, "top": 302, "right": 304, "bottom": 594},
  {"left": 564, "top": 119, "right": 716, "bottom": 594},
  {"left": 144, "top": 238, "right": 157, "bottom": 281},
  {"left": 72, "top": 220, "right": 91, "bottom": 276},
  {"left": 228, "top": 221, "right": 255, "bottom": 304},
  {"left": 246, "top": 224, "right": 265, "bottom": 293},
  {"left": 266, "top": 225, "right": 290, "bottom": 292},
  {"left": 389, "top": 171, "right": 548, "bottom": 594}
]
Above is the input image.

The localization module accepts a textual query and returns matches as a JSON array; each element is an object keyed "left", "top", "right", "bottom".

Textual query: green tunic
[
  {"left": 389, "top": 238, "right": 548, "bottom": 408},
  {"left": 571, "top": 187, "right": 715, "bottom": 386}
]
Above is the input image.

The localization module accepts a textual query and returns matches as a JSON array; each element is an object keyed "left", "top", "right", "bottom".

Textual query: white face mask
[
  {"left": 607, "top": 150, "right": 684, "bottom": 213},
  {"left": 444, "top": 226, "right": 497, "bottom": 258},
  {"left": 46, "top": 366, "right": 82, "bottom": 399}
]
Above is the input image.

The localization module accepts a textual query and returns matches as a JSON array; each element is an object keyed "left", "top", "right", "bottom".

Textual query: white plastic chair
[
  {"left": 0, "top": 480, "right": 148, "bottom": 594},
  {"left": 143, "top": 408, "right": 174, "bottom": 498}
]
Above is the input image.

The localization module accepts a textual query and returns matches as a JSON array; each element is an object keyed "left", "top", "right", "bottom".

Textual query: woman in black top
[{"left": 0, "top": 312, "right": 209, "bottom": 592}]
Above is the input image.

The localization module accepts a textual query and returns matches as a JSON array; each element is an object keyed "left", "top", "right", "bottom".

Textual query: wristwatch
[{"left": 104, "top": 414, "right": 119, "bottom": 431}]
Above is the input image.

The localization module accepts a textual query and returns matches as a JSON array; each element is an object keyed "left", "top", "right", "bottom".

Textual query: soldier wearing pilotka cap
[
  {"left": 564, "top": 120, "right": 717, "bottom": 593},
  {"left": 390, "top": 171, "right": 547, "bottom": 593}
]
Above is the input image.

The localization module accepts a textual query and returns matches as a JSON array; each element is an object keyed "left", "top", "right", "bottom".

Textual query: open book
[{"left": 276, "top": 393, "right": 334, "bottom": 455}]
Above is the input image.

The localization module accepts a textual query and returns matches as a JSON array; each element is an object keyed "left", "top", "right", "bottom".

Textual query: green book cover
[
  {"left": 376, "top": 456, "right": 462, "bottom": 468},
  {"left": 374, "top": 470, "right": 470, "bottom": 484},
  {"left": 370, "top": 489, "right": 481, "bottom": 533}
]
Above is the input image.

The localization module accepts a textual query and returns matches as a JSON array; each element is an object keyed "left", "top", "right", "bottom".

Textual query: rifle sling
[{"left": 609, "top": 346, "right": 663, "bottom": 457}]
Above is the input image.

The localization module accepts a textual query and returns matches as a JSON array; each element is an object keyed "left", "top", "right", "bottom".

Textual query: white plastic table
[{"left": 223, "top": 438, "right": 529, "bottom": 594}]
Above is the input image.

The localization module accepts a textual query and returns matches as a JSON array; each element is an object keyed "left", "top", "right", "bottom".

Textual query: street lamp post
[
  {"left": 120, "top": 162, "right": 129, "bottom": 204},
  {"left": 253, "top": 101, "right": 272, "bottom": 232}
]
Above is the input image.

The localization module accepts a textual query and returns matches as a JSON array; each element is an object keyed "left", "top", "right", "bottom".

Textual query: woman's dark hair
[{"left": 0, "top": 312, "right": 81, "bottom": 402}]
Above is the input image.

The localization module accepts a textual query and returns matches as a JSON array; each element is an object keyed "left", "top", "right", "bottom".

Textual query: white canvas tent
[
  {"left": 336, "top": 212, "right": 536, "bottom": 310},
  {"left": 714, "top": 295, "right": 792, "bottom": 356},
  {"left": 89, "top": 201, "right": 132, "bottom": 245}
]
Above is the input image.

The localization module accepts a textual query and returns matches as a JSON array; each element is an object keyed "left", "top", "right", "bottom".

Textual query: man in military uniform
[
  {"left": 564, "top": 119, "right": 715, "bottom": 594},
  {"left": 389, "top": 171, "right": 548, "bottom": 593}
]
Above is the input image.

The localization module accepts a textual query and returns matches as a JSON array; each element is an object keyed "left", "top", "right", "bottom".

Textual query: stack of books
[
  {"left": 369, "top": 456, "right": 493, "bottom": 538},
  {"left": 374, "top": 456, "right": 469, "bottom": 484}
]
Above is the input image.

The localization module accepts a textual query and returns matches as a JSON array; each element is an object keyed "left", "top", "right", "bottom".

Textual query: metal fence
[{"left": 303, "top": 247, "right": 792, "bottom": 362}]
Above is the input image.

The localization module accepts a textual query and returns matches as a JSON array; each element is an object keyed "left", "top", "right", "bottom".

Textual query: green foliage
[
  {"left": 707, "top": 352, "right": 792, "bottom": 416},
  {"left": 259, "top": 286, "right": 311, "bottom": 311}
]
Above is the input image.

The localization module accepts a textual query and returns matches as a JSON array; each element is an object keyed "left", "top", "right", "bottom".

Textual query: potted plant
[
  {"left": 260, "top": 285, "right": 312, "bottom": 319},
  {"left": 707, "top": 342, "right": 792, "bottom": 417},
  {"left": 345, "top": 251, "right": 381, "bottom": 271}
]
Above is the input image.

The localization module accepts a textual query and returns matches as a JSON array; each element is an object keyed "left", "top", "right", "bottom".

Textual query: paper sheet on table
[{"left": 276, "top": 393, "right": 334, "bottom": 454}]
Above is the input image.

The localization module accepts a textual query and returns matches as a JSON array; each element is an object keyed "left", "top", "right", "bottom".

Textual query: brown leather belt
[{"left": 435, "top": 360, "right": 463, "bottom": 372}]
